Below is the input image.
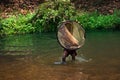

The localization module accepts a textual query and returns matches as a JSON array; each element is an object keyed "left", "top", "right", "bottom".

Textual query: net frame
[{"left": 57, "top": 20, "right": 85, "bottom": 50}]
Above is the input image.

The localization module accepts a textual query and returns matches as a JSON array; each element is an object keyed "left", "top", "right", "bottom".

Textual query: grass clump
[
  {"left": 76, "top": 11, "right": 120, "bottom": 30},
  {"left": 0, "top": 13, "right": 35, "bottom": 35}
]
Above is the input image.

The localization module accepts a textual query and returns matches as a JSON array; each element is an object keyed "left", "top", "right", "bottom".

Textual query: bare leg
[
  {"left": 71, "top": 51, "right": 77, "bottom": 61},
  {"left": 71, "top": 53, "right": 76, "bottom": 61},
  {"left": 62, "top": 50, "right": 69, "bottom": 63}
]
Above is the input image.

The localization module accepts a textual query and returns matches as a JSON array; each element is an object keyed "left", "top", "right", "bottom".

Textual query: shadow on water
[{"left": 0, "top": 31, "right": 120, "bottom": 80}]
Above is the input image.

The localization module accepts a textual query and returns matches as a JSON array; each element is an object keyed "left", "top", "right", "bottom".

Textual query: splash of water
[{"left": 76, "top": 54, "right": 92, "bottom": 62}]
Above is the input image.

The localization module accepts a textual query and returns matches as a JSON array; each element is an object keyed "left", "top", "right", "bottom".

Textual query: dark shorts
[{"left": 64, "top": 49, "right": 77, "bottom": 56}]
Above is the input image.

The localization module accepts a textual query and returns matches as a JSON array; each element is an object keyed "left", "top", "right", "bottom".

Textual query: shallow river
[{"left": 0, "top": 31, "right": 120, "bottom": 80}]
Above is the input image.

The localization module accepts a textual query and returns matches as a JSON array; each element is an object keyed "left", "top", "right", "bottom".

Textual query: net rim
[{"left": 57, "top": 20, "right": 85, "bottom": 50}]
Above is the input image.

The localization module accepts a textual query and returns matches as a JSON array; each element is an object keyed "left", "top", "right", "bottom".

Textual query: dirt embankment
[
  {"left": 0, "top": 0, "right": 44, "bottom": 18},
  {"left": 71, "top": 0, "right": 120, "bottom": 14},
  {"left": 0, "top": 0, "right": 120, "bottom": 18}
]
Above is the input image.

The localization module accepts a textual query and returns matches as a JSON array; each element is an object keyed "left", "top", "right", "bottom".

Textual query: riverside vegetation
[{"left": 0, "top": 0, "right": 120, "bottom": 35}]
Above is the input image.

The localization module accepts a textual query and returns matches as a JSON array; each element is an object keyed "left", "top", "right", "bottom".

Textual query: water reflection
[{"left": 0, "top": 31, "right": 120, "bottom": 80}]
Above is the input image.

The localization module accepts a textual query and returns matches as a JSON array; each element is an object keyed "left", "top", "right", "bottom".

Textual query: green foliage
[
  {"left": 0, "top": 0, "right": 120, "bottom": 35},
  {"left": 76, "top": 11, "right": 120, "bottom": 30},
  {"left": 31, "top": 0, "right": 77, "bottom": 32},
  {"left": 0, "top": 13, "right": 35, "bottom": 35}
]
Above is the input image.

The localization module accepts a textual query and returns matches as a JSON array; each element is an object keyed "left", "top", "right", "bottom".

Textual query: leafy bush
[
  {"left": 0, "top": 13, "right": 35, "bottom": 35},
  {"left": 31, "top": 0, "right": 77, "bottom": 32}
]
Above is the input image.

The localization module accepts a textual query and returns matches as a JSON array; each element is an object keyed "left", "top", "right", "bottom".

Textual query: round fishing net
[{"left": 57, "top": 21, "right": 85, "bottom": 50}]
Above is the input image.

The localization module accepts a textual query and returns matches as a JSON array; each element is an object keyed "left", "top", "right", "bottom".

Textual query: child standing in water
[{"left": 57, "top": 21, "right": 85, "bottom": 64}]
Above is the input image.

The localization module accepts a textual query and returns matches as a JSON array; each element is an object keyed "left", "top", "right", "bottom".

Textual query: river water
[{"left": 0, "top": 31, "right": 120, "bottom": 80}]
